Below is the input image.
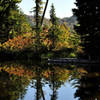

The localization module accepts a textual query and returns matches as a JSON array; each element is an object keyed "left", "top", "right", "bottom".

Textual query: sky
[{"left": 19, "top": 0, "right": 76, "bottom": 18}]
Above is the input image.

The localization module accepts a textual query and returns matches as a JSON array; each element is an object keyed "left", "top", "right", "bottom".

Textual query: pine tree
[
  {"left": 73, "top": 0, "right": 100, "bottom": 60},
  {"left": 48, "top": 4, "right": 60, "bottom": 51},
  {"left": 34, "top": 0, "right": 42, "bottom": 30},
  {"left": 50, "top": 4, "right": 58, "bottom": 25},
  {"left": 9, "top": 11, "right": 32, "bottom": 39},
  {"left": 33, "top": 0, "right": 43, "bottom": 51},
  {"left": 0, "top": 0, "right": 21, "bottom": 43}
]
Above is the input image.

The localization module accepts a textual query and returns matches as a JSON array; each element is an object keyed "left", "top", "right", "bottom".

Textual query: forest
[
  {"left": 0, "top": 0, "right": 100, "bottom": 100},
  {"left": 0, "top": 0, "right": 100, "bottom": 61}
]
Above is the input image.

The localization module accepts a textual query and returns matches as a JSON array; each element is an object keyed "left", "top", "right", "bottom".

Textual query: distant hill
[
  {"left": 26, "top": 15, "right": 50, "bottom": 26},
  {"left": 59, "top": 15, "right": 77, "bottom": 29},
  {"left": 25, "top": 15, "right": 35, "bottom": 26},
  {"left": 26, "top": 15, "right": 77, "bottom": 29}
]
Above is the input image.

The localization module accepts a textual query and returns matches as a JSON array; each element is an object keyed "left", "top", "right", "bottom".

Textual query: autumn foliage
[{"left": 0, "top": 33, "right": 35, "bottom": 52}]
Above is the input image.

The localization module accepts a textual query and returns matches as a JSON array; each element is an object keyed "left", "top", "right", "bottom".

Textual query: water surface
[{"left": 0, "top": 61, "right": 100, "bottom": 100}]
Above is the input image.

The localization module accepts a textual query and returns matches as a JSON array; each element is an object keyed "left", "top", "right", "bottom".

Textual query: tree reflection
[
  {"left": 50, "top": 68, "right": 58, "bottom": 100},
  {"left": 34, "top": 67, "right": 45, "bottom": 100},
  {"left": 48, "top": 66, "right": 70, "bottom": 100},
  {"left": 0, "top": 69, "right": 30, "bottom": 100},
  {"left": 0, "top": 60, "right": 85, "bottom": 100},
  {"left": 30, "top": 64, "right": 71, "bottom": 100},
  {"left": 73, "top": 64, "right": 100, "bottom": 100}
]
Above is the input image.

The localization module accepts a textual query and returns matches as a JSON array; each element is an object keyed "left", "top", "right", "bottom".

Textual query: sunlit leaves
[{"left": 1, "top": 33, "right": 35, "bottom": 51}]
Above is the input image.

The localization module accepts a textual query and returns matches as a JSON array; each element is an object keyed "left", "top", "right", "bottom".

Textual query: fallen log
[{"left": 48, "top": 58, "right": 100, "bottom": 64}]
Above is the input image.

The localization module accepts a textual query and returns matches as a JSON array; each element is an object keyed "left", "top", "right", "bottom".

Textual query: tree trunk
[{"left": 41, "top": 0, "right": 49, "bottom": 25}]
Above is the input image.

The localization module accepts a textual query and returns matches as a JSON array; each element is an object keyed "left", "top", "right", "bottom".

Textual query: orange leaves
[
  {"left": 2, "top": 33, "right": 35, "bottom": 51},
  {"left": 42, "top": 69, "right": 51, "bottom": 78},
  {"left": 42, "top": 67, "right": 70, "bottom": 82},
  {"left": 0, "top": 65, "right": 35, "bottom": 78}
]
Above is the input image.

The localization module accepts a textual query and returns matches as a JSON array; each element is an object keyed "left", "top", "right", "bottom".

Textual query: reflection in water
[
  {"left": 72, "top": 64, "right": 100, "bottom": 100},
  {"left": 0, "top": 67, "right": 30, "bottom": 100},
  {"left": 34, "top": 67, "right": 45, "bottom": 100},
  {"left": 0, "top": 61, "right": 100, "bottom": 100},
  {"left": 50, "top": 68, "right": 58, "bottom": 100}
]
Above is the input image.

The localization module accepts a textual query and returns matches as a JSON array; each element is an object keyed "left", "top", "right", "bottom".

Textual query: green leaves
[
  {"left": 0, "top": 0, "right": 32, "bottom": 43},
  {"left": 0, "top": 0, "right": 22, "bottom": 42},
  {"left": 50, "top": 4, "right": 58, "bottom": 25}
]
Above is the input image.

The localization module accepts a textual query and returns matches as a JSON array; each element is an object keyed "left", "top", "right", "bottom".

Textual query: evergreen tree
[
  {"left": 48, "top": 4, "right": 60, "bottom": 51},
  {"left": 9, "top": 11, "right": 32, "bottom": 38},
  {"left": 33, "top": 0, "right": 43, "bottom": 51},
  {"left": 73, "top": 0, "right": 100, "bottom": 60},
  {"left": 50, "top": 4, "right": 58, "bottom": 25},
  {"left": 0, "top": 0, "right": 22, "bottom": 42}
]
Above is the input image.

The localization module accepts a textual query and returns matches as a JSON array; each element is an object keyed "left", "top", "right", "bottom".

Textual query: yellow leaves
[
  {"left": 76, "top": 46, "right": 84, "bottom": 54},
  {"left": 43, "top": 38, "right": 52, "bottom": 47},
  {"left": 0, "top": 43, "right": 2, "bottom": 47},
  {"left": 42, "top": 69, "right": 51, "bottom": 78},
  {"left": 42, "top": 67, "right": 70, "bottom": 82},
  {"left": 23, "top": 32, "right": 34, "bottom": 38}
]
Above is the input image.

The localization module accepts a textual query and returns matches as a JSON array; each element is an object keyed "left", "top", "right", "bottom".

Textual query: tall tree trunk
[{"left": 41, "top": 0, "right": 49, "bottom": 25}]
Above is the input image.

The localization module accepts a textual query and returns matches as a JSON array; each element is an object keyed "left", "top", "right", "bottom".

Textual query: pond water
[{"left": 0, "top": 60, "right": 100, "bottom": 100}]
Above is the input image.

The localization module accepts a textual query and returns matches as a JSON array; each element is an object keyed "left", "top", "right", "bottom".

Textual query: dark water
[{"left": 0, "top": 60, "right": 100, "bottom": 100}]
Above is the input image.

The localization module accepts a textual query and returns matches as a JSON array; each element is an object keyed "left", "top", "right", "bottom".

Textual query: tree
[
  {"left": 50, "top": 4, "right": 58, "bottom": 25},
  {"left": 33, "top": 0, "right": 43, "bottom": 53},
  {"left": 48, "top": 4, "right": 60, "bottom": 51},
  {"left": 0, "top": 0, "right": 22, "bottom": 43},
  {"left": 8, "top": 10, "right": 32, "bottom": 39},
  {"left": 73, "top": 0, "right": 100, "bottom": 60},
  {"left": 48, "top": 25, "right": 61, "bottom": 50},
  {"left": 41, "top": 0, "right": 49, "bottom": 26}
]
